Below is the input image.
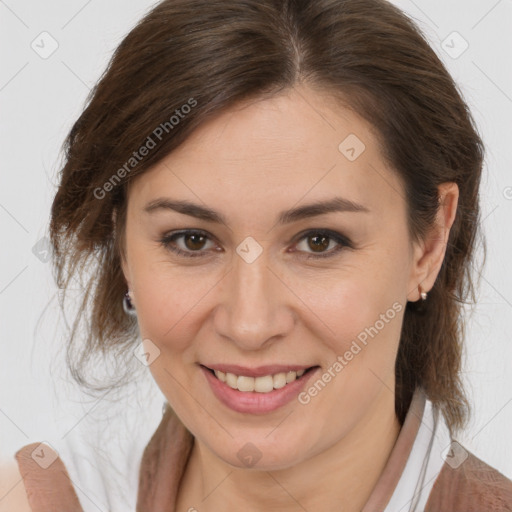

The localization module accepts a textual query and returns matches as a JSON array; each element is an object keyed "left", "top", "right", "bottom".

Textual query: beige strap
[
  {"left": 136, "top": 402, "right": 194, "bottom": 512},
  {"left": 15, "top": 442, "right": 84, "bottom": 512}
]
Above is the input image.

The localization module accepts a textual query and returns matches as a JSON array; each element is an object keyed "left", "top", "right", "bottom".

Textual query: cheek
[
  {"left": 332, "top": 261, "right": 408, "bottom": 389},
  {"left": 134, "top": 269, "right": 215, "bottom": 351},
  {"left": 291, "top": 259, "right": 405, "bottom": 357},
  {"left": 127, "top": 243, "right": 195, "bottom": 344},
  {"left": 310, "top": 279, "right": 375, "bottom": 342}
]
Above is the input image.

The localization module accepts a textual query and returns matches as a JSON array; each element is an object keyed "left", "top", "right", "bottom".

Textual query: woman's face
[{"left": 121, "top": 85, "right": 426, "bottom": 470}]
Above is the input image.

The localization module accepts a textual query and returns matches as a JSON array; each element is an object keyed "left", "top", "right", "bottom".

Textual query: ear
[{"left": 406, "top": 182, "right": 459, "bottom": 301}]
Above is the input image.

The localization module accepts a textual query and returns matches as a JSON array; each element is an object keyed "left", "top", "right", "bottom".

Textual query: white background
[{"left": 1, "top": 0, "right": 511, "bottom": 502}]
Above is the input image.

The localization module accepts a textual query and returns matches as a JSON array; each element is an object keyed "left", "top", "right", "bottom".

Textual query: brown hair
[{"left": 50, "top": 0, "right": 485, "bottom": 434}]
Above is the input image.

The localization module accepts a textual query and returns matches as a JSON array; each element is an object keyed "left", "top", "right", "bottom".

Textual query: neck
[{"left": 176, "top": 388, "right": 400, "bottom": 512}]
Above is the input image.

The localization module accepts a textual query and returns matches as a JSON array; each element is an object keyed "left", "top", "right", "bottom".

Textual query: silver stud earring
[
  {"left": 419, "top": 284, "right": 428, "bottom": 301},
  {"left": 123, "top": 290, "right": 137, "bottom": 316}
]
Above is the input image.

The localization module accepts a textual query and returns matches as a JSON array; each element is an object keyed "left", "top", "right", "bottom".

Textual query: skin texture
[{"left": 120, "top": 84, "right": 458, "bottom": 512}]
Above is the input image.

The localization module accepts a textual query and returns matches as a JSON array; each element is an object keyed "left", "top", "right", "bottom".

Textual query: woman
[{"left": 7, "top": 0, "right": 512, "bottom": 510}]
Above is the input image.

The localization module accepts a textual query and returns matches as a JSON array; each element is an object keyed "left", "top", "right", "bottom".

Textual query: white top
[
  {"left": 384, "top": 397, "right": 452, "bottom": 511},
  {"left": 49, "top": 387, "right": 166, "bottom": 512}
]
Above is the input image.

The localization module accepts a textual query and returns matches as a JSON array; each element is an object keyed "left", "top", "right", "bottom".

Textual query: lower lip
[{"left": 200, "top": 365, "right": 320, "bottom": 414}]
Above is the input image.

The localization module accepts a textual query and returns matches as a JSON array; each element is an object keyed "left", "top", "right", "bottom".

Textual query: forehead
[{"left": 128, "top": 85, "right": 405, "bottom": 224}]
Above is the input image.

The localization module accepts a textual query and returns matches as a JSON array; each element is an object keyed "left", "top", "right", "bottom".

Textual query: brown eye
[
  {"left": 160, "top": 230, "right": 217, "bottom": 258},
  {"left": 294, "top": 229, "right": 352, "bottom": 259},
  {"left": 307, "top": 234, "right": 330, "bottom": 253},
  {"left": 183, "top": 233, "right": 208, "bottom": 251}
]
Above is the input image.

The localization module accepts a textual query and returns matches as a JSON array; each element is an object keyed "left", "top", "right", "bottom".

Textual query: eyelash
[{"left": 159, "top": 229, "right": 352, "bottom": 260}]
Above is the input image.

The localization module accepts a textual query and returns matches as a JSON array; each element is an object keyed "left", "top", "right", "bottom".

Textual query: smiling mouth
[{"left": 202, "top": 365, "right": 319, "bottom": 393}]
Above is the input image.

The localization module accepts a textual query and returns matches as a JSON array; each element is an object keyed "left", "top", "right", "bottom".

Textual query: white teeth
[
  {"left": 273, "top": 372, "right": 287, "bottom": 389},
  {"left": 237, "top": 375, "right": 255, "bottom": 392},
  {"left": 213, "top": 368, "right": 309, "bottom": 392},
  {"left": 254, "top": 375, "right": 274, "bottom": 393},
  {"left": 226, "top": 372, "right": 238, "bottom": 388},
  {"left": 285, "top": 371, "right": 296, "bottom": 383}
]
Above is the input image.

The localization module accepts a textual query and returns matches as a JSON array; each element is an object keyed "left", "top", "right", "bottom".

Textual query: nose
[{"left": 212, "top": 248, "right": 295, "bottom": 351}]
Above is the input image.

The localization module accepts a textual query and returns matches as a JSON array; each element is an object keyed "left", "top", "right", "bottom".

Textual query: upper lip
[{"left": 202, "top": 363, "right": 316, "bottom": 378}]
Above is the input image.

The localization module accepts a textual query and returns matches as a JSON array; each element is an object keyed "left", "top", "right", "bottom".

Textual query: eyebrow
[{"left": 144, "top": 196, "right": 370, "bottom": 225}]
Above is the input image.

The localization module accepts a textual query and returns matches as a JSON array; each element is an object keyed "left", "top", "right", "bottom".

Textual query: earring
[
  {"left": 419, "top": 284, "right": 428, "bottom": 301},
  {"left": 123, "top": 290, "right": 137, "bottom": 316}
]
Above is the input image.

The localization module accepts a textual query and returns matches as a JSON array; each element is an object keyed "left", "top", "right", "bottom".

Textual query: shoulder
[
  {"left": 0, "top": 461, "right": 31, "bottom": 512},
  {"left": 426, "top": 445, "right": 512, "bottom": 512},
  {"left": 12, "top": 441, "right": 84, "bottom": 511}
]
